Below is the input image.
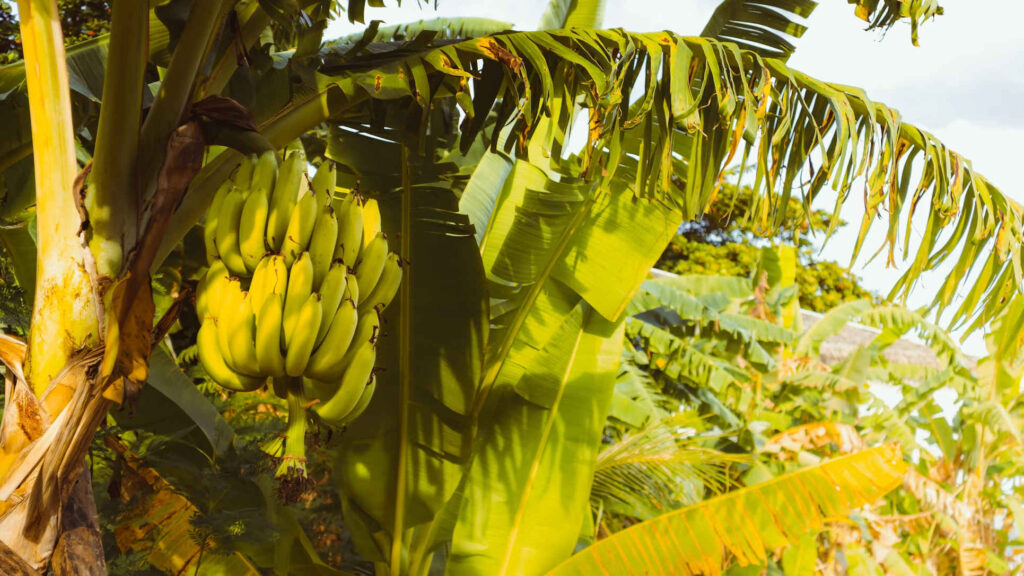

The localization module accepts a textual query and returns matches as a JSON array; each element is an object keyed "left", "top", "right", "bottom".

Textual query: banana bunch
[{"left": 196, "top": 145, "right": 402, "bottom": 485}]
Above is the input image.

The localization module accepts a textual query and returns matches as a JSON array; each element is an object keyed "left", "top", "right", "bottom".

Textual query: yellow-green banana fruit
[
  {"left": 193, "top": 144, "right": 403, "bottom": 468},
  {"left": 238, "top": 186, "right": 269, "bottom": 272},
  {"left": 226, "top": 292, "right": 261, "bottom": 377},
  {"left": 283, "top": 252, "right": 314, "bottom": 348},
  {"left": 204, "top": 180, "right": 232, "bottom": 262},
  {"left": 216, "top": 279, "right": 245, "bottom": 369},
  {"left": 339, "top": 374, "right": 376, "bottom": 426},
  {"left": 216, "top": 187, "right": 248, "bottom": 275},
  {"left": 250, "top": 254, "right": 288, "bottom": 316},
  {"left": 255, "top": 294, "right": 287, "bottom": 377},
  {"left": 355, "top": 233, "right": 388, "bottom": 298},
  {"left": 334, "top": 308, "right": 380, "bottom": 375},
  {"left": 313, "top": 339, "right": 376, "bottom": 424},
  {"left": 196, "top": 260, "right": 230, "bottom": 321},
  {"left": 198, "top": 321, "right": 264, "bottom": 392},
  {"left": 319, "top": 374, "right": 375, "bottom": 428},
  {"left": 309, "top": 206, "right": 339, "bottom": 290},
  {"left": 310, "top": 161, "right": 336, "bottom": 207},
  {"left": 232, "top": 154, "right": 257, "bottom": 189},
  {"left": 302, "top": 376, "right": 334, "bottom": 403},
  {"left": 362, "top": 198, "right": 381, "bottom": 250},
  {"left": 316, "top": 262, "right": 349, "bottom": 346},
  {"left": 252, "top": 150, "right": 278, "bottom": 194},
  {"left": 268, "top": 146, "right": 305, "bottom": 251},
  {"left": 282, "top": 191, "right": 318, "bottom": 266},
  {"left": 334, "top": 194, "right": 363, "bottom": 269},
  {"left": 305, "top": 299, "right": 358, "bottom": 381},
  {"left": 359, "top": 252, "right": 402, "bottom": 313},
  {"left": 285, "top": 293, "right": 323, "bottom": 378}
]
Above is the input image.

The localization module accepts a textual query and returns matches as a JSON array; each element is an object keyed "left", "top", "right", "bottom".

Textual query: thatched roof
[{"left": 800, "top": 310, "right": 976, "bottom": 372}]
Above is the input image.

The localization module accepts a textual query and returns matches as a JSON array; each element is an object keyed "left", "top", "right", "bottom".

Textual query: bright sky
[{"left": 326, "top": 1, "right": 1024, "bottom": 355}]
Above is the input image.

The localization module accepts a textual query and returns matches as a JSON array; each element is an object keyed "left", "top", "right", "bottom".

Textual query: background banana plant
[{"left": 0, "top": 0, "right": 1018, "bottom": 574}]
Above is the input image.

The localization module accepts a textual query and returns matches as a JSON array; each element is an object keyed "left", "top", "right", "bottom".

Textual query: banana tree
[{"left": 0, "top": 0, "right": 1018, "bottom": 573}]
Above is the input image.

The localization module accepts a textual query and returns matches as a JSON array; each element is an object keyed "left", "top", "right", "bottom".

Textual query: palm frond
[{"left": 591, "top": 414, "right": 745, "bottom": 521}]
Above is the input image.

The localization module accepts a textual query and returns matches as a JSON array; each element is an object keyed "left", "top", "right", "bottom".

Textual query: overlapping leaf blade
[{"left": 550, "top": 443, "right": 908, "bottom": 575}]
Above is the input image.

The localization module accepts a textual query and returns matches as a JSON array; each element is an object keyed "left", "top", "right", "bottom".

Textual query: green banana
[
  {"left": 282, "top": 191, "right": 318, "bottom": 266},
  {"left": 302, "top": 376, "right": 335, "bottom": 403},
  {"left": 255, "top": 293, "right": 287, "bottom": 377},
  {"left": 310, "top": 161, "right": 336, "bottom": 208},
  {"left": 362, "top": 198, "right": 381, "bottom": 250},
  {"left": 344, "top": 271, "right": 359, "bottom": 306},
  {"left": 227, "top": 291, "right": 261, "bottom": 377},
  {"left": 198, "top": 321, "right": 264, "bottom": 392},
  {"left": 216, "top": 278, "right": 244, "bottom": 369},
  {"left": 316, "top": 262, "right": 349, "bottom": 347},
  {"left": 283, "top": 252, "right": 314, "bottom": 349},
  {"left": 231, "top": 154, "right": 257, "bottom": 189},
  {"left": 309, "top": 205, "right": 339, "bottom": 290},
  {"left": 196, "top": 259, "right": 230, "bottom": 321},
  {"left": 248, "top": 256, "right": 271, "bottom": 314},
  {"left": 215, "top": 187, "right": 248, "bottom": 276},
  {"left": 359, "top": 252, "right": 402, "bottom": 313},
  {"left": 331, "top": 308, "right": 380, "bottom": 378},
  {"left": 238, "top": 186, "right": 269, "bottom": 272},
  {"left": 250, "top": 254, "right": 288, "bottom": 316},
  {"left": 305, "top": 299, "right": 358, "bottom": 381},
  {"left": 334, "top": 194, "right": 363, "bottom": 269},
  {"left": 285, "top": 293, "right": 323, "bottom": 377},
  {"left": 204, "top": 180, "right": 232, "bottom": 262},
  {"left": 318, "top": 374, "right": 375, "bottom": 428},
  {"left": 267, "top": 146, "right": 305, "bottom": 251},
  {"left": 252, "top": 150, "right": 278, "bottom": 195},
  {"left": 313, "top": 338, "right": 376, "bottom": 424},
  {"left": 338, "top": 374, "right": 376, "bottom": 426},
  {"left": 355, "top": 233, "right": 388, "bottom": 299}
]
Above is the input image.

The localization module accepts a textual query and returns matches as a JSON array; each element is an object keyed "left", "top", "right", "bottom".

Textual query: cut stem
[{"left": 276, "top": 382, "right": 310, "bottom": 502}]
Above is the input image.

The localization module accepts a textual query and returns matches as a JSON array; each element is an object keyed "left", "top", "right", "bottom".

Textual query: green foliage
[
  {"left": 658, "top": 183, "right": 878, "bottom": 313},
  {"left": 0, "top": 0, "right": 110, "bottom": 62},
  {"left": 594, "top": 257, "right": 1022, "bottom": 575},
  {"left": 0, "top": 251, "right": 28, "bottom": 335}
]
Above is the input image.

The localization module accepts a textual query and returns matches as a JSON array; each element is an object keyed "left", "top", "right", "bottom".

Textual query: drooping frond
[
  {"left": 550, "top": 444, "right": 908, "bottom": 575},
  {"left": 701, "top": 0, "right": 943, "bottom": 60},
  {"left": 301, "top": 29, "right": 1021, "bottom": 332},
  {"left": 591, "top": 414, "right": 745, "bottom": 520}
]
